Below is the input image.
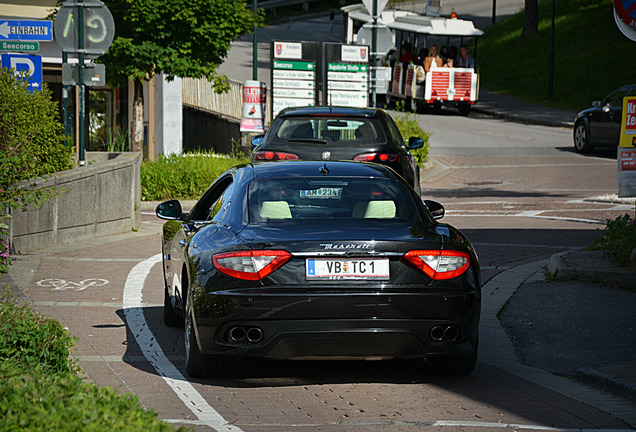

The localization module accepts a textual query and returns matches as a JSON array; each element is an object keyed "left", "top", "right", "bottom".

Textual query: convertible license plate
[{"left": 306, "top": 258, "right": 390, "bottom": 280}]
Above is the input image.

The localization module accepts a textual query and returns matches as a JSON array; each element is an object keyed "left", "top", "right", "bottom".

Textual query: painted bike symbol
[{"left": 36, "top": 278, "right": 109, "bottom": 291}]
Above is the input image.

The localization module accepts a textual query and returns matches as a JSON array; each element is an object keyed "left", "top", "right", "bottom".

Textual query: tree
[
  {"left": 522, "top": 0, "right": 539, "bottom": 38},
  {"left": 99, "top": 0, "right": 260, "bottom": 153}
]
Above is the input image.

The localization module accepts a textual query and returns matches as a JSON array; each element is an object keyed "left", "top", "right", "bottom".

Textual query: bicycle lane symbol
[{"left": 36, "top": 278, "right": 109, "bottom": 291}]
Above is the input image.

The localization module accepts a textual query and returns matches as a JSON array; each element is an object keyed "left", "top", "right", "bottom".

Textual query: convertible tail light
[
  {"left": 213, "top": 250, "right": 292, "bottom": 280},
  {"left": 402, "top": 250, "right": 470, "bottom": 280},
  {"left": 253, "top": 151, "right": 300, "bottom": 161},
  {"left": 353, "top": 153, "right": 400, "bottom": 163}
]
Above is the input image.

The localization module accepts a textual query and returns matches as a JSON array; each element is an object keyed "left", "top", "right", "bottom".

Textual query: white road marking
[
  {"left": 36, "top": 278, "right": 109, "bottom": 291},
  {"left": 123, "top": 254, "right": 243, "bottom": 432},
  {"left": 433, "top": 421, "right": 635, "bottom": 431}
]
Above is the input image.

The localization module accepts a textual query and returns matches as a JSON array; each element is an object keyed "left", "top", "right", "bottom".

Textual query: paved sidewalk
[{"left": 474, "top": 89, "right": 577, "bottom": 128}]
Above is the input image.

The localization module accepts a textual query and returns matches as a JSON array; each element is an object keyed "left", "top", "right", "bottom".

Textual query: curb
[
  {"left": 471, "top": 106, "right": 574, "bottom": 129},
  {"left": 546, "top": 252, "right": 636, "bottom": 288},
  {"left": 577, "top": 364, "right": 636, "bottom": 403}
]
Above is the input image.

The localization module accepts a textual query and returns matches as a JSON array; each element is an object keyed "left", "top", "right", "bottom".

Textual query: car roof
[
  {"left": 276, "top": 106, "right": 386, "bottom": 119},
  {"left": 249, "top": 160, "right": 401, "bottom": 181}
]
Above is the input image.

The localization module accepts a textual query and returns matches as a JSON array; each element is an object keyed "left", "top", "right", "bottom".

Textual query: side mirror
[
  {"left": 251, "top": 135, "right": 265, "bottom": 147},
  {"left": 592, "top": 100, "right": 601, "bottom": 108},
  {"left": 408, "top": 137, "right": 424, "bottom": 150},
  {"left": 156, "top": 199, "right": 183, "bottom": 220},
  {"left": 423, "top": 199, "right": 445, "bottom": 220}
]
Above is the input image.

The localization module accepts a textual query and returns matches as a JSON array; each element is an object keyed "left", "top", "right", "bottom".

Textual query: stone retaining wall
[{"left": 8, "top": 152, "right": 141, "bottom": 253}]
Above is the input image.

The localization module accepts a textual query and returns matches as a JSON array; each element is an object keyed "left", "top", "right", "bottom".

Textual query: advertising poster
[{"left": 618, "top": 96, "right": 636, "bottom": 196}]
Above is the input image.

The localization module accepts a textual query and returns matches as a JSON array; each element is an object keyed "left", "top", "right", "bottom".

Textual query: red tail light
[
  {"left": 402, "top": 250, "right": 470, "bottom": 280},
  {"left": 353, "top": 153, "right": 400, "bottom": 163},
  {"left": 254, "top": 151, "right": 299, "bottom": 161},
  {"left": 213, "top": 250, "right": 292, "bottom": 280}
]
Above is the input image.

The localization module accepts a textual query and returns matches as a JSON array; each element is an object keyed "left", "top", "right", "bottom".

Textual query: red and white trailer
[{"left": 342, "top": 3, "right": 483, "bottom": 115}]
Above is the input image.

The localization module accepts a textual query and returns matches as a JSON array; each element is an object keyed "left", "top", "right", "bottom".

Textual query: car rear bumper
[{"left": 193, "top": 291, "right": 480, "bottom": 360}]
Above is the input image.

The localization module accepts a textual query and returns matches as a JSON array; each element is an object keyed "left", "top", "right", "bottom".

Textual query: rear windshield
[
  {"left": 249, "top": 177, "right": 422, "bottom": 223},
  {"left": 269, "top": 117, "right": 386, "bottom": 144}
]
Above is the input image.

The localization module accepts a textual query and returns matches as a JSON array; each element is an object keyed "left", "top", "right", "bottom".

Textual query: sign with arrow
[
  {"left": 270, "top": 41, "right": 320, "bottom": 117},
  {"left": 1, "top": 53, "right": 43, "bottom": 93},
  {"left": 0, "top": 20, "right": 53, "bottom": 42}
]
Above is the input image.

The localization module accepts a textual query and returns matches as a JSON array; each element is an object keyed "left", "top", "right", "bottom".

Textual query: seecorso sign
[{"left": 613, "top": 0, "right": 636, "bottom": 42}]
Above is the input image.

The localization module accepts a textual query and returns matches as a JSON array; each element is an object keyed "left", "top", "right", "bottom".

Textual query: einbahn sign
[{"left": 0, "top": 20, "right": 52, "bottom": 42}]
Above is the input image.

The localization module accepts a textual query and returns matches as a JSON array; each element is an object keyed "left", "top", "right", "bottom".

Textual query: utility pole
[
  {"left": 252, "top": 0, "right": 258, "bottom": 81},
  {"left": 548, "top": 0, "right": 555, "bottom": 101},
  {"left": 492, "top": 0, "right": 497, "bottom": 24},
  {"left": 371, "top": 0, "right": 377, "bottom": 108}
]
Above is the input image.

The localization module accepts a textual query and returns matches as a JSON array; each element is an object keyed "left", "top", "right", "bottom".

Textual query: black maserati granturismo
[{"left": 156, "top": 160, "right": 480, "bottom": 378}]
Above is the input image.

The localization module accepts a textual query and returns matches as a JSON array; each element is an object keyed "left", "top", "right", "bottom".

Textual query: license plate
[
  {"left": 306, "top": 258, "right": 390, "bottom": 280},
  {"left": 300, "top": 187, "right": 342, "bottom": 199}
]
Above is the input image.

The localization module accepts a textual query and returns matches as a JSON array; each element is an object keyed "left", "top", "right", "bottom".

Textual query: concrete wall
[{"left": 8, "top": 152, "right": 141, "bottom": 253}]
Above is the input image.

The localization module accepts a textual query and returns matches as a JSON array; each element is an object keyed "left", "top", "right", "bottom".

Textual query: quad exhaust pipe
[
  {"left": 229, "top": 326, "right": 263, "bottom": 344},
  {"left": 430, "top": 325, "right": 460, "bottom": 342}
]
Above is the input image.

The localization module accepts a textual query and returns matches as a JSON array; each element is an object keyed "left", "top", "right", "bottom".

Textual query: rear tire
[
  {"left": 457, "top": 104, "right": 471, "bottom": 116},
  {"left": 573, "top": 121, "right": 594, "bottom": 153},
  {"left": 407, "top": 97, "right": 417, "bottom": 113},
  {"left": 163, "top": 285, "right": 182, "bottom": 327},
  {"left": 184, "top": 309, "right": 234, "bottom": 378}
]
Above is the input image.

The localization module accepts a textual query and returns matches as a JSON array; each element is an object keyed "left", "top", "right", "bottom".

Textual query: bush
[
  {"left": 590, "top": 214, "right": 636, "bottom": 268},
  {"left": 0, "top": 292, "right": 183, "bottom": 431},
  {"left": 391, "top": 101, "right": 431, "bottom": 165},
  {"left": 0, "top": 359, "right": 182, "bottom": 431},
  {"left": 141, "top": 151, "right": 247, "bottom": 201},
  {"left": 0, "top": 68, "right": 73, "bottom": 191},
  {"left": 0, "top": 294, "right": 76, "bottom": 374}
]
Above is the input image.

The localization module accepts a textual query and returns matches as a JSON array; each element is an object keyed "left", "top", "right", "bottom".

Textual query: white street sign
[
  {"left": 327, "top": 81, "right": 367, "bottom": 91},
  {"left": 362, "top": 0, "right": 389, "bottom": 16},
  {"left": 273, "top": 88, "right": 314, "bottom": 98},
  {"left": 328, "top": 71, "right": 368, "bottom": 82},
  {"left": 273, "top": 79, "right": 314, "bottom": 89},
  {"left": 273, "top": 70, "right": 314, "bottom": 80}
]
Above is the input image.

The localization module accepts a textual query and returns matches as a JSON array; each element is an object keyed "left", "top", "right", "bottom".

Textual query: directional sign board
[
  {"left": 271, "top": 41, "right": 320, "bottom": 117},
  {"left": 323, "top": 43, "right": 370, "bottom": 108},
  {"left": 0, "top": 20, "right": 53, "bottom": 42},
  {"left": 1, "top": 53, "right": 43, "bottom": 93}
]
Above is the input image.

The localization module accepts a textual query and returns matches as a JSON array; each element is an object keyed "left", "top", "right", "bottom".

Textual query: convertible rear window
[
  {"left": 270, "top": 117, "right": 386, "bottom": 144},
  {"left": 249, "top": 177, "right": 421, "bottom": 223}
]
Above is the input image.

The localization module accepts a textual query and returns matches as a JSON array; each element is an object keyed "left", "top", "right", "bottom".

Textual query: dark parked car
[
  {"left": 250, "top": 106, "right": 424, "bottom": 195},
  {"left": 573, "top": 84, "right": 636, "bottom": 153},
  {"left": 157, "top": 161, "right": 481, "bottom": 378}
]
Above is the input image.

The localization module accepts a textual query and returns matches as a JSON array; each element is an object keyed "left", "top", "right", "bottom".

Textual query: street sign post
[
  {"left": 54, "top": 0, "right": 114, "bottom": 166},
  {"left": 0, "top": 20, "right": 53, "bottom": 42},
  {"left": 0, "top": 41, "right": 39, "bottom": 52},
  {"left": 62, "top": 63, "right": 106, "bottom": 87},
  {"left": 323, "top": 43, "right": 369, "bottom": 108},
  {"left": 270, "top": 41, "right": 319, "bottom": 117},
  {"left": 0, "top": 53, "right": 42, "bottom": 93}
]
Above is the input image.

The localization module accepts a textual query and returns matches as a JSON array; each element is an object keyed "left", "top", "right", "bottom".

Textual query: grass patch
[
  {"left": 141, "top": 151, "right": 248, "bottom": 201},
  {"left": 478, "top": 0, "right": 636, "bottom": 111}
]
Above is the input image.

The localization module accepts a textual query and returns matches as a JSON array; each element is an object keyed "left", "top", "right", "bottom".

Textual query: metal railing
[{"left": 182, "top": 77, "right": 271, "bottom": 125}]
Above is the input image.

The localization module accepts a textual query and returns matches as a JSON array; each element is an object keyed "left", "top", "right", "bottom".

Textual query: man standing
[{"left": 455, "top": 44, "right": 475, "bottom": 68}]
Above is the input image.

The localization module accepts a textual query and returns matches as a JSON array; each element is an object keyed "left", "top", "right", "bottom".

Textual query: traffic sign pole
[
  {"left": 78, "top": 5, "right": 86, "bottom": 166},
  {"left": 371, "top": 0, "right": 377, "bottom": 108},
  {"left": 62, "top": 52, "right": 70, "bottom": 147}
]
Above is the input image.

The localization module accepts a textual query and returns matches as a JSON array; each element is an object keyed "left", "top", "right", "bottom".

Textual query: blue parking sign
[{"left": 1, "top": 53, "right": 43, "bottom": 92}]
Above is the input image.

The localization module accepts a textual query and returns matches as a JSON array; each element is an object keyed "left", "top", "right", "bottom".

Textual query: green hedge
[
  {"left": 0, "top": 295, "right": 183, "bottom": 431},
  {"left": 392, "top": 102, "right": 431, "bottom": 165},
  {"left": 141, "top": 152, "right": 247, "bottom": 201}
]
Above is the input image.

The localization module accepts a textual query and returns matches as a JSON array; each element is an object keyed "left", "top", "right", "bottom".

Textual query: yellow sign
[{"left": 620, "top": 96, "right": 636, "bottom": 148}]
